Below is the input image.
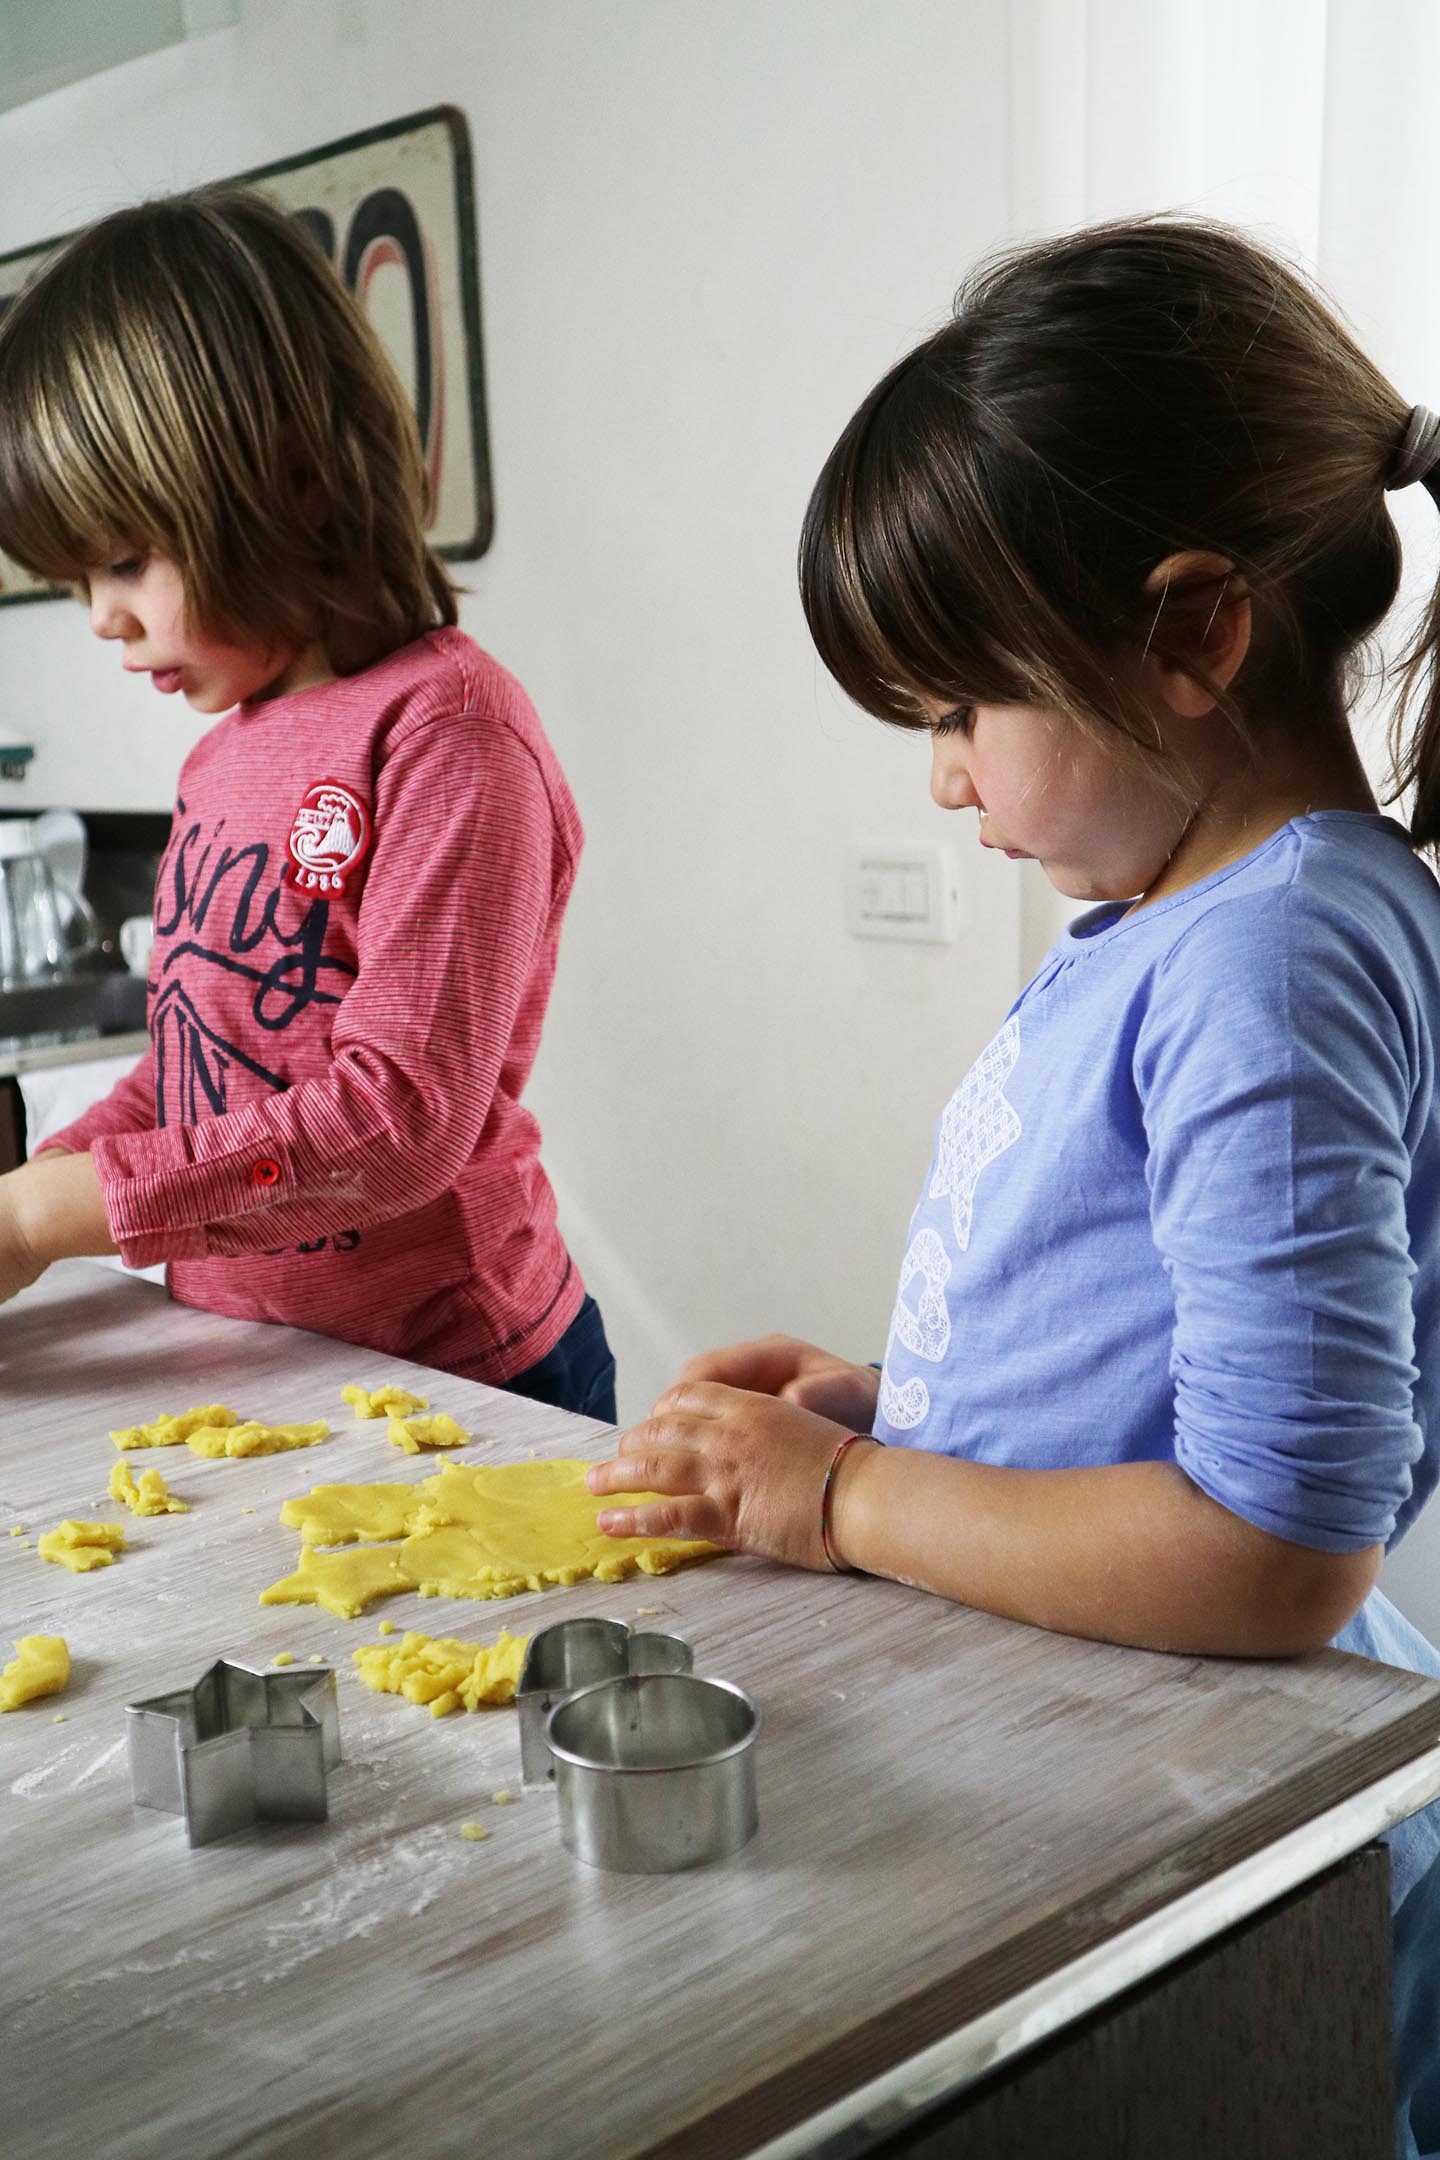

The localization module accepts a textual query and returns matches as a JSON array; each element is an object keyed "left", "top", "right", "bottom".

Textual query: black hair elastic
[{"left": 1387, "top": 405, "right": 1440, "bottom": 492}]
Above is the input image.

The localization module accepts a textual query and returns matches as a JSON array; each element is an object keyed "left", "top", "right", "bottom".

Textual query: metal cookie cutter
[
  {"left": 548, "top": 1672, "right": 760, "bottom": 1873},
  {"left": 126, "top": 1660, "right": 341, "bottom": 1847},
  {"left": 517, "top": 1617, "right": 692, "bottom": 1789}
]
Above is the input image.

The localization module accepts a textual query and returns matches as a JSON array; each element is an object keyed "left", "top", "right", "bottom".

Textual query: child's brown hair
[
  {"left": 0, "top": 184, "right": 456, "bottom": 673},
  {"left": 799, "top": 216, "right": 1440, "bottom": 846}
]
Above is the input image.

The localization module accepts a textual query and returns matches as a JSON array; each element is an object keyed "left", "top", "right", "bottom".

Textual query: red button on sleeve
[{"left": 250, "top": 1158, "right": 282, "bottom": 1188}]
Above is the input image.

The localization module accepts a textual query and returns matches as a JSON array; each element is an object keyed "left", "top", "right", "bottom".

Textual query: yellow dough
[
  {"left": 261, "top": 1458, "right": 718, "bottom": 1616},
  {"left": 259, "top": 1541, "right": 414, "bottom": 1619},
  {"left": 111, "top": 1404, "right": 240, "bottom": 1450},
  {"left": 280, "top": 1481, "right": 427, "bottom": 1545},
  {"left": 388, "top": 1412, "right": 469, "bottom": 1455},
  {"left": 108, "top": 1462, "right": 188, "bottom": 1517},
  {"left": 352, "top": 1626, "right": 530, "bottom": 1716},
  {"left": 37, "top": 1520, "right": 127, "bottom": 1572},
  {"left": 0, "top": 1634, "right": 69, "bottom": 1711},
  {"left": 343, "top": 1383, "right": 429, "bottom": 1420},
  {"left": 186, "top": 1419, "right": 329, "bottom": 1459}
]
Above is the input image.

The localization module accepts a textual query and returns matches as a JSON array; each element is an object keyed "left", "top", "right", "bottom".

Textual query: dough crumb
[
  {"left": 242, "top": 1507, "right": 256, "bottom": 1515},
  {"left": 37, "top": 1521, "right": 126, "bottom": 1573},
  {"left": 635, "top": 1607, "right": 661, "bottom": 1617},
  {"left": 53, "top": 1713, "right": 65, "bottom": 1723},
  {"left": 343, "top": 1383, "right": 429, "bottom": 1420},
  {"left": 271, "top": 1651, "right": 296, "bottom": 1667},
  {"left": 8, "top": 1525, "right": 25, "bottom": 1537},
  {"left": 378, "top": 1620, "right": 395, "bottom": 1634},
  {"left": 108, "top": 1461, "right": 188, "bottom": 1518},
  {"left": 1, "top": 1634, "right": 69, "bottom": 1711},
  {"left": 459, "top": 1822, "right": 489, "bottom": 1841},
  {"left": 111, "top": 1404, "right": 239, "bottom": 1451},
  {"left": 387, "top": 1411, "right": 469, "bottom": 1455},
  {"left": 187, "top": 1419, "right": 328, "bottom": 1459},
  {"left": 489, "top": 1788, "right": 517, "bottom": 1805},
  {"left": 354, "top": 1626, "right": 531, "bottom": 1715},
  {"left": 307, "top": 1653, "right": 326, "bottom": 1664}
]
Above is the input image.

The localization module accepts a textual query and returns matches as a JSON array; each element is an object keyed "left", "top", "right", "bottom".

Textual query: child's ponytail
[{"left": 1387, "top": 412, "right": 1440, "bottom": 852}]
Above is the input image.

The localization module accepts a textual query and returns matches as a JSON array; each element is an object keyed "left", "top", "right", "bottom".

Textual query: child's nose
[
  {"left": 930, "top": 739, "right": 977, "bottom": 811},
  {"left": 88, "top": 583, "right": 132, "bottom": 641}
]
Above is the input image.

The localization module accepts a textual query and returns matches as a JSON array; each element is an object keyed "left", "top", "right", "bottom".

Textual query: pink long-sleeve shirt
[{"left": 47, "top": 628, "right": 587, "bottom": 1384}]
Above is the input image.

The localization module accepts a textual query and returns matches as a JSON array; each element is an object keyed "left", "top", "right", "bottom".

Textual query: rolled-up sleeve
[
  {"left": 1135, "top": 893, "right": 1423, "bottom": 1553},
  {"left": 92, "top": 713, "right": 561, "bottom": 1268}
]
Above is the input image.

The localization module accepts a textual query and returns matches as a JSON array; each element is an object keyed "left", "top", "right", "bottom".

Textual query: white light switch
[{"left": 846, "top": 843, "right": 963, "bottom": 942}]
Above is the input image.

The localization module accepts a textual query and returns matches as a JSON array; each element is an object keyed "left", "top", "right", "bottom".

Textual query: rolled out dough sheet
[{"left": 262, "top": 1458, "right": 718, "bottom": 1616}]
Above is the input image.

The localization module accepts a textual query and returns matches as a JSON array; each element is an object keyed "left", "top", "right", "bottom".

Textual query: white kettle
[{"left": 0, "top": 819, "right": 101, "bottom": 985}]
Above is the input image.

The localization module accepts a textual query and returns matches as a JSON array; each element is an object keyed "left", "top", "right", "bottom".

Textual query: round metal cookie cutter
[{"left": 546, "top": 1671, "right": 760, "bottom": 1873}]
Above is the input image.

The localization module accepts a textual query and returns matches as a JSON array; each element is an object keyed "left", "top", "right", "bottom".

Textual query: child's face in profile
[
  {"left": 84, "top": 549, "right": 322, "bottom": 713},
  {"left": 921, "top": 695, "right": 1196, "bottom": 907}
]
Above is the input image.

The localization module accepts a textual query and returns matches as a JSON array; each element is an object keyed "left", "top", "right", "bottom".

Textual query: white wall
[
  {"left": 0, "top": 0, "right": 1025, "bottom": 1414},
  {"left": 8, "top": 0, "right": 1440, "bottom": 1651}
]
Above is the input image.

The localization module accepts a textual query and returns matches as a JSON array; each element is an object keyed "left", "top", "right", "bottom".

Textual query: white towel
[{"left": 19, "top": 1053, "right": 166, "bottom": 1283}]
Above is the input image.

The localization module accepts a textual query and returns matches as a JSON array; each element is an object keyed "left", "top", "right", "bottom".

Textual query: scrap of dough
[
  {"left": 280, "top": 1480, "right": 429, "bottom": 1546},
  {"left": 259, "top": 1542, "right": 413, "bottom": 1620},
  {"left": 388, "top": 1412, "right": 469, "bottom": 1455},
  {"left": 37, "top": 1520, "right": 127, "bottom": 1573},
  {"left": 187, "top": 1419, "right": 329, "bottom": 1459},
  {"left": 108, "top": 1461, "right": 188, "bottom": 1517},
  {"left": 0, "top": 1634, "right": 69, "bottom": 1711},
  {"left": 459, "top": 1823, "right": 489, "bottom": 1841},
  {"left": 262, "top": 1459, "right": 717, "bottom": 1615},
  {"left": 352, "top": 1626, "right": 530, "bottom": 1716},
  {"left": 111, "top": 1404, "right": 239, "bottom": 1450},
  {"left": 343, "top": 1382, "right": 429, "bottom": 1420}
]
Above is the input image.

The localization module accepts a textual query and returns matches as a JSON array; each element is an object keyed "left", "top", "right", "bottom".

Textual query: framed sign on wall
[{"left": 0, "top": 104, "right": 493, "bottom": 606}]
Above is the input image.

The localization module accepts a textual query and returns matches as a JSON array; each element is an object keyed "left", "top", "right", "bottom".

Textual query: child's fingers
[
  {"left": 596, "top": 1494, "right": 730, "bottom": 1543},
  {"left": 650, "top": 1378, "right": 750, "bottom": 1419},
  {"left": 586, "top": 1443, "right": 706, "bottom": 1498}
]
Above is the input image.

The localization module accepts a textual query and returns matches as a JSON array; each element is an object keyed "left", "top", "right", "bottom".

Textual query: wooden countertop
[{"left": 4, "top": 1261, "right": 1440, "bottom": 2160}]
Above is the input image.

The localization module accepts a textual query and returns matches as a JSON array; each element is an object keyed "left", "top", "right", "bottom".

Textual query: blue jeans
[{"left": 502, "top": 1294, "right": 617, "bottom": 1423}]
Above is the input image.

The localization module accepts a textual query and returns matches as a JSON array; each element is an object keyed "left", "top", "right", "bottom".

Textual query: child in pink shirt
[{"left": 0, "top": 185, "right": 613, "bottom": 1420}]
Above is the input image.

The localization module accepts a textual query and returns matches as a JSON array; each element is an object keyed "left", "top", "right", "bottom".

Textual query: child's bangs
[
  {"left": 800, "top": 354, "right": 1038, "bottom": 729},
  {"left": 0, "top": 345, "right": 161, "bottom": 587}
]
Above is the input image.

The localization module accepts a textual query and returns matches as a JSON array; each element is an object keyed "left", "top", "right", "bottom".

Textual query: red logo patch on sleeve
[{"left": 285, "top": 780, "right": 373, "bottom": 895}]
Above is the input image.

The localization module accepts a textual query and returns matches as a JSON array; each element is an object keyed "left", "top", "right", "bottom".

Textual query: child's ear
[{"left": 1140, "top": 549, "right": 1252, "bottom": 720}]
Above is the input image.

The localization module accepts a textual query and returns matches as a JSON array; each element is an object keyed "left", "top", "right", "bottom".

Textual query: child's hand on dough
[{"left": 586, "top": 1382, "right": 876, "bottom": 1570}]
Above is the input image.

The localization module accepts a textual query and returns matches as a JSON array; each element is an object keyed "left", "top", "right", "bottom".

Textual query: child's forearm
[
  {"left": 6, "top": 1152, "right": 118, "bottom": 1263},
  {"left": 830, "top": 1445, "right": 1381, "bottom": 1658}
]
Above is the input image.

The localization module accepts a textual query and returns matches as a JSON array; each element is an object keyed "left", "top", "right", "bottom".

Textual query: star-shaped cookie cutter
[
  {"left": 126, "top": 1659, "right": 342, "bottom": 1847},
  {"left": 518, "top": 1617, "right": 692, "bottom": 1787}
]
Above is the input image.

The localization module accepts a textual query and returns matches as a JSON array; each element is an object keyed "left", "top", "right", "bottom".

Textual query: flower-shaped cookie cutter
[
  {"left": 126, "top": 1658, "right": 342, "bottom": 1847},
  {"left": 517, "top": 1617, "right": 691, "bottom": 1788}
]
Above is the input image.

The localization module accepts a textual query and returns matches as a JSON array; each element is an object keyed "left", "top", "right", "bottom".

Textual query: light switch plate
[{"left": 846, "top": 843, "right": 963, "bottom": 943}]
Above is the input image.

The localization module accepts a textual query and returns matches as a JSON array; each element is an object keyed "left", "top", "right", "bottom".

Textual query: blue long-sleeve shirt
[{"left": 875, "top": 810, "right": 1440, "bottom": 1902}]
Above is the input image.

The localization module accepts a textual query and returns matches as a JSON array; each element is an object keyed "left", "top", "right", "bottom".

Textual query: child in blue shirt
[{"left": 589, "top": 217, "right": 1440, "bottom": 2156}]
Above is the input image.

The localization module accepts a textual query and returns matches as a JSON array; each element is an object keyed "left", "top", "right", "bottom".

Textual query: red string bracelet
[{"left": 821, "top": 1432, "right": 883, "bottom": 1573}]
